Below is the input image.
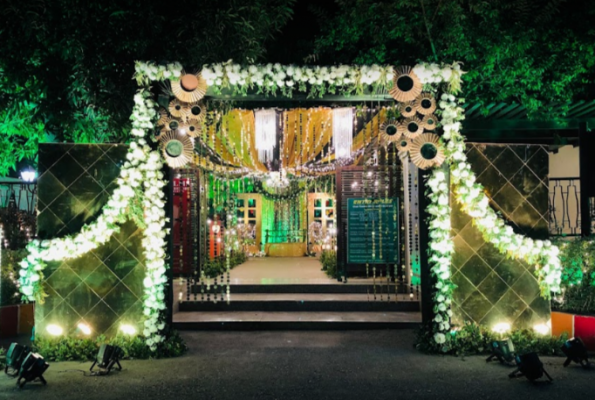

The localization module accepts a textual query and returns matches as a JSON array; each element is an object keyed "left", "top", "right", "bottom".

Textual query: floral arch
[{"left": 18, "top": 61, "right": 562, "bottom": 350}]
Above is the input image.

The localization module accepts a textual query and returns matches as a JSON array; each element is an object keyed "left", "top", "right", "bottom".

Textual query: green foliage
[
  {"left": 32, "top": 331, "right": 187, "bottom": 362},
  {"left": 203, "top": 251, "right": 247, "bottom": 278},
  {"left": 313, "top": 0, "right": 595, "bottom": 120},
  {"left": 0, "top": 0, "right": 295, "bottom": 176},
  {"left": 553, "top": 237, "right": 595, "bottom": 315},
  {"left": 0, "top": 347, "right": 5, "bottom": 369},
  {"left": 1, "top": 249, "right": 27, "bottom": 306},
  {"left": 320, "top": 249, "right": 337, "bottom": 278},
  {"left": 415, "top": 321, "right": 567, "bottom": 357}
]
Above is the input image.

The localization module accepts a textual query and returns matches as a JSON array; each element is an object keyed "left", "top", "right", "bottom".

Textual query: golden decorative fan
[
  {"left": 396, "top": 137, "right": 412, "bottom": 153},
  {"left": 169, "top": 99, "right": 188, "bottom": 120},
  {"left": 157, "top": 108, "right": 169, "bottom": 126},
  {"left": 389, "top": 66, "right": 422, "bottom": 102},
  {"left": 171, "top": 72, "right": 208, "bottom": 103},
  {"left": 421, "top": 114, "right": 438, "bottom": 131},
  {"left": 410, "top": 133, "right": 446, "bottom": 170},
  {"left": 401, "top": 117, "right": 424, "bottom": 139},
  {"left": 379, "top": 119, "right": 403, "bottom": 145},
  {"left": 413, "top": 93, "right": 437, "bottom": 115},
  {"left": 186, "top": 102, "right": 206, "bottom": 123},
  {"left": 159, "top": 131, "right": 194, "bottom": 168},
  {"left": 399, "top": 102, "right": 416, "bottom": 118},
  {"left": 161, "top": 118, "right": 180, "bottom": 134},
  {"left": 183, "top": 120, "right": 202, "bottom": 138}
]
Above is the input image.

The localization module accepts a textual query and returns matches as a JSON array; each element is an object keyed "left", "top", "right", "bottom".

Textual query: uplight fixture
[
  {"left": 492, "top": 322, "right": 511, "bottom": 334},
  {"left": 77, "top": 323, "right": 92, "bottom": 335},
  {"left": 46, "top": 324, "right": 63, "bottom": 336},
  {"left": 120, "top": 324, "right": 136, "bottom": 335}
]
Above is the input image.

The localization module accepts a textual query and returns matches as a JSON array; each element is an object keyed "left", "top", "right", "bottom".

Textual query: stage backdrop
[
  {"left": 451, "top": 143, "right": 550, "bottom": 330},
  {"left": 36, "top": 143, "right": 145, "bottom": 337}
]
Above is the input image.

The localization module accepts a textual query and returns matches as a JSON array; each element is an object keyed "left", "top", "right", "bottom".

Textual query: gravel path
[{"left": 1, "top": 330, "right": 593, "bottom": 400}]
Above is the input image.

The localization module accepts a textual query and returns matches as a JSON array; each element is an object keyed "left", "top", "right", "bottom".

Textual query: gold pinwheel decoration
[
  {"left": 389, "top": 66, "right": 422, "bottom": 102},
  {"left": 171, "top": 72, "right": 208, "bottom": 103},
  {"left": 396, "top": 137, "right": 412, "bottom": 153},
  {"left": 399, "top": 102, "right": 416, "bottom": 118},
  {"left": 169, "top": 99, "right": 188, "bottom": 120},
  {"left": 183, "top": 120, "right": 202, "bottom": 138},
  {"left": 159, "top": 131, "right": 194, "bottom": 168},
  {"left": 409, "top": 133, "right": 446, "bottom": 170},
  {"left": 157, "top": 108, "right": 169, "bottom": 127},
  {"left": 421, "top": 114, "right": 437, "bottom": 131},
  {"left": 413, "top": 93, "right": 437, "bottom": 115},
  {"left": 186, "top": 102, "right": 206, "bottom": 123},
  {"left": 379, "top": 119, "right": 403, "bottom": 146},
  {"left": 401, "top": 116, "right": 424, "bottom": 139}
]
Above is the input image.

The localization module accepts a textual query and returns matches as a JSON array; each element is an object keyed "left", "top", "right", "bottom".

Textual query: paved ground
[{"left": 1, "top": 330, "right": 593, "bottom": 400}]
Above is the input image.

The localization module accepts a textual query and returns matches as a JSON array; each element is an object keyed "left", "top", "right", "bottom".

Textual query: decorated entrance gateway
[{"left": 18, "top": 61, "right": 562, "bottom": 351}]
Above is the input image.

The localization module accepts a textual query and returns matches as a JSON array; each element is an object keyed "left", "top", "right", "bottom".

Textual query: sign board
[{"left": 347, "top": 198, "right": 399, "bottom": 264}]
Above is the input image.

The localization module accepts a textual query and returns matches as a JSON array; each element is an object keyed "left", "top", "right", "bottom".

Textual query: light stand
[
  {"left": 561, "top": 337, "right": 590, "bottom": 369},
  {"left": 90, "top": 344, "right": 124, "bottom": 375},
  {"left": 508, "top": 352, "right": 553, "bottom": 382},
  {"left": 16, "top": 352, "right": 49, "bottom": 388},
  {"left": 4, "top": 343, "right": 30, "bottom": 377},
  {"left": 486, "top": 338, "right": 515, "bottom": 365}
]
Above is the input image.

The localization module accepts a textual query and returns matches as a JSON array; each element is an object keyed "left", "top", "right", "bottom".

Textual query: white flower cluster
[
  {"left": 200, "top": 62, "right": 394, "bottom": 95},
  {"left": 426, "top": 169, "right": 454, "bottom": 346},
  {"left": 134, "top": 61, "right": 183, "bottom": 85},
  {"left": 413, "top": 62, "right": 464, "bottom": 93}
]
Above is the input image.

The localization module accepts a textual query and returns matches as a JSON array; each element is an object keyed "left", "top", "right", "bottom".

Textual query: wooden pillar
[
  {"left": 579, "top": 122, "right": 592, "bottom": 237},
  {"left": 418, "top": 168, "right": 434, "bottom": 324}
]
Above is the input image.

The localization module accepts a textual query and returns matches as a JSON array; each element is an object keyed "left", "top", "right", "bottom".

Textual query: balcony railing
[{"left": 549, "top": 177, "right": 581, "bottom": 236}]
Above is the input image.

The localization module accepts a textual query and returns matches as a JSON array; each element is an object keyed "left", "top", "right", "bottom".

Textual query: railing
[
  {"left": 264, "top": 229, "right": 307, "bottom": 243},
  {"left": 0, "top": 182, "right": 37, "bottom": 214},
  {"left": 549, "top": 177, "right": 581, "bottom": 236}
]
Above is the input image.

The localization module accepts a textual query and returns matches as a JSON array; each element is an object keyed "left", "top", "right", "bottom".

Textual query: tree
[
  {"left": 0, "top": 0, "right": 295, "bottom": 176},
  {"left": 312, "top": 0, "right": 595, "bottom": 118}
]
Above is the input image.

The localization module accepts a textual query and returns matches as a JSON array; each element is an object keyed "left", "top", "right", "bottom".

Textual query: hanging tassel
[
  {"left": 255, "top": 109, "right": 277, "bottom": 163},
  {"left": 332, "top": 107, "right": 353, "bottom": 159}
]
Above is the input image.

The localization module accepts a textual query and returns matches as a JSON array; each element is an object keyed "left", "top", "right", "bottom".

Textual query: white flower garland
[
  {"left": 19, "top": 62, "right": 181, "bottom": 351},
  {"left": 200, "top": 62, "right": 461, "bottom": 97}
]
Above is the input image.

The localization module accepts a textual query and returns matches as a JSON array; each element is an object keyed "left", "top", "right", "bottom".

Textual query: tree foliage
[
  {"left": 312, "top": 0, "right": 595, "bottom": 119},
  {"left": 0, "top": 0, "right": 294, "bottom": 176}
]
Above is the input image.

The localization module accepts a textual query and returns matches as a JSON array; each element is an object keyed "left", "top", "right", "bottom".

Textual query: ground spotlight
[
  {"left": 90, "top": 344, "right": 124, "bottom": 375},
  {"left": 486, "top": 338, "right": 515, "bottom": 364},
  {"left": 17, "top": 353, "right": 49, "bottom": 388},
  {"left": 561, "top": 337, "right": 590, "bottom": 369},
  {"left": 509, "top": 352, "right": 552, "bottom": 382},
  {"left": 4, "top": 343, "right": 30, "bottom": 377}
]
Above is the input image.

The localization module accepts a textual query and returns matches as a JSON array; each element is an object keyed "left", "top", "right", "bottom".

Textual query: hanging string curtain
[
  {"left": 254, "top": 109, "right": 277, "bottom": 163},
  {"left": 332, "top": 107, "right": 353, "bottom": 159}
]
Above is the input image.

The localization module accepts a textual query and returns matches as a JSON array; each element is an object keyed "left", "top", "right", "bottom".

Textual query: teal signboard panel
[{"left": 347, "top": 198, "right": 399, "bottom": 264}]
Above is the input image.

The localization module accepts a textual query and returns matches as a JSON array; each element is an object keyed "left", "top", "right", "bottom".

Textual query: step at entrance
[
  {"left": 173, "top": 311, "right": 421, "bottom": 330},
  {"left": 174, "top": 282, "right": 422, "bottom": 330}
]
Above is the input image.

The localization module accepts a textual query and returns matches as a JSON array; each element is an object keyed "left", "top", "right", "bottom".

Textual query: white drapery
[
  {"left": 254, "top": 109, "right": 277, "bottom": 163},
  {"left": 332, "top": 107, "right": 353, "bottom": 159}
]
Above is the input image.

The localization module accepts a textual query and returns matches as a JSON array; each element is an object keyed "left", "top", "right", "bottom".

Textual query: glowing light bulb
[
  {"left": 492, "top": 322, "right": 511, "bottom": 334},
  {"left": 77, "top": 323, "right": 92, "bottom": 335},
  {"left": 46, "top": 324, "right": 63, "bottom": 336},
  {"left": 120, "top": 324, "right": 136, "bottom": 335}
]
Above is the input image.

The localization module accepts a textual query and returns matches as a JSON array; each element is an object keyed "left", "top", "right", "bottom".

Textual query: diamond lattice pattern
[
  {"left": 36, "top": 144, "right": 145, "bottom": 337},
  {"left": 450, "top": 144, "right": 550, "bottom": 330}
]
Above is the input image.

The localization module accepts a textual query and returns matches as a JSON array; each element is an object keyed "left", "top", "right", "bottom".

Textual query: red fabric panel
[{"left": 574, "top": 314, "right": 595, "bottom": 351}]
